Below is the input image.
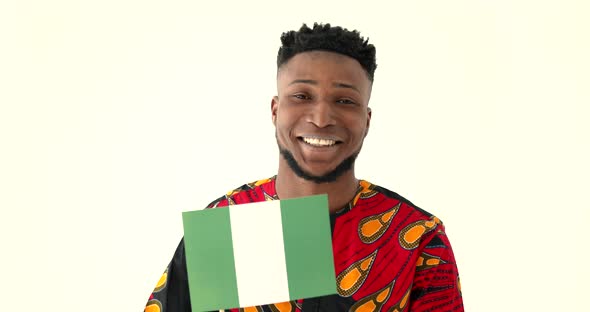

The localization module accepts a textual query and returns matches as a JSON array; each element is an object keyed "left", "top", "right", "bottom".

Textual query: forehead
[{"left": 278, "top": 51, "right": 370, "bottom": 90}]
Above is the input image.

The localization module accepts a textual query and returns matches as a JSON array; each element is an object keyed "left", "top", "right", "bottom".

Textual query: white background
[{"left": 1, "top": 0, "right": 588, "bottom": 311}]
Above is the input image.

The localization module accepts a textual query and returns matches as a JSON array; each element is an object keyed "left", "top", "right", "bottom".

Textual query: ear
[
  {"left": 365, "top": 107, "right": 372, "bottom": 137},
  {"left": 271, "top": 96, "right": 279, "bottom": 126}
]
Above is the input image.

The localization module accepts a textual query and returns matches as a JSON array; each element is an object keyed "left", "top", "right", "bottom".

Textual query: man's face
[{"left": 272, "top": 51, "right": 372, "bottom": 183}]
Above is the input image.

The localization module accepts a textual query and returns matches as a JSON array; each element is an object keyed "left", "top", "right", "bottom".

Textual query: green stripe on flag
[
  {"left": 280, "top": 194, "right": 337, "bottom": 300},
  {"left": 182, "top": 207, "right": 239, "bottom": 311}
]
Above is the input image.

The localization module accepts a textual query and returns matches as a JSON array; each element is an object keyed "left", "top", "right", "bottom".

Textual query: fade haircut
[{"left": 277, "top": 23, "right": 377, "bottom": 82}]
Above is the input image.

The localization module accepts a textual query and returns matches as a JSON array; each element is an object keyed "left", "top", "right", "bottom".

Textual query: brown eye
[
  {"left": 293, "top": 94, "right": 310, "bottom": 100},
  {"left": 336, "top": 98, "right": 355, "bottom": 105}
]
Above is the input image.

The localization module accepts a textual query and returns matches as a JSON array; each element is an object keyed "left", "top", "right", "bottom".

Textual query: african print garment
[{"left": 145, "top": 177, "right": 463, "bottom": 312}]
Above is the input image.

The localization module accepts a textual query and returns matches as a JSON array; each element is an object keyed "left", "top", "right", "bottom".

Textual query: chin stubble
[{"left": 278, "top": 143, "right": 359, "bottom": 184}]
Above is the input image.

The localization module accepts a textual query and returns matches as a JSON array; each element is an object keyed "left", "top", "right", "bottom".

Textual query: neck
[{"left": 275, "top": 162, "right": 359, "bottom": 213}]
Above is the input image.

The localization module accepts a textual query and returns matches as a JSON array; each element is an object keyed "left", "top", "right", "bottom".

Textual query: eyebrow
[{"left": 288, "top": 79, "right": 360, "bottom": 93}]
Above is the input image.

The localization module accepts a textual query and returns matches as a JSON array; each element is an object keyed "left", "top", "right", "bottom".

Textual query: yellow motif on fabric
[
  {"left": 352, "top": 180, "right": 378, "bottom": 206},
  {"left": 336, "top": 250, "right": 378, "bottom": 297},
  {"left": 416, "top": 252, "right": 446, "bottom": 271},
  {"left": 269, "top": 301, "right": 296, "bottom": 312},
  {"left": 399, "top": 216, "right": 440, "bottom": 250},
  {"left": 253, "top": 178, "right": 272, "bottom": 187},
  {"left": 153, "top": 269, "right": 168, "bottom": 293},
  {"left": 350, "top": 280, "right": 395, "bottom": 312},
  {"left": 358, "top": 203, "right": 401, "bottom": 243},
  {"left": 388, "top": 286, "right": 411, "bottom": 312},
  {"left": 144, "top": 300, "right": 162, "bottom": 312}
]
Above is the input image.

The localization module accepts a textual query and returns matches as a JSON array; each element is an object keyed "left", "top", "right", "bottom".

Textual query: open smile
[{"left": 298, "top": 135, "right": 343, "bottom": 147}]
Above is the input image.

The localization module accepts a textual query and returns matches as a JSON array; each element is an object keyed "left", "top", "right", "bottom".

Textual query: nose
[{"left": 307, "top": 100, "right": 336, "bottom": 128}]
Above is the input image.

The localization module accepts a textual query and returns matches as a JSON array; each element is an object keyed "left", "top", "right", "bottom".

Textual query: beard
[{"left": 278, "top": 142, "right": 359, "bottom": 184}]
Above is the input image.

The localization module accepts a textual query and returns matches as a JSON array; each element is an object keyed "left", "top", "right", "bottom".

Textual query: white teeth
[{"left": 302, "top": 137, "right": 336, "bottom": 146}]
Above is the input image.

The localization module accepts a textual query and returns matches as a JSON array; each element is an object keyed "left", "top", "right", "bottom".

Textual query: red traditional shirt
[{"left": 145, "top": 177, "right": 463, "bottom": 312}]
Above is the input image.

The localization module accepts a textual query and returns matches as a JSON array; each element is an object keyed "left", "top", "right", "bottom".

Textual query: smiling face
[{"left": 272, "top": 51, "right": 372, "bottom": 183}]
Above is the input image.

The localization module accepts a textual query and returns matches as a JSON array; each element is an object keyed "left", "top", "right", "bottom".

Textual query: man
[{"left": 146, "top": 23, "right": 463, "bottom": 312}]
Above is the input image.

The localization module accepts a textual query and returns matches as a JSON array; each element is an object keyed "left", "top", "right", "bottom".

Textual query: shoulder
[
  {"left": 377, "top": 182, "right": 432, "bottom": 215},
  {"left": 205, "top": 176, "right": 277, "bottom": 208},
  {"left": 353, "top": 180, "right": 446, "bottom": 247},
  {"left": 357, "top": 180, "right": 439, "bottom": 221}
]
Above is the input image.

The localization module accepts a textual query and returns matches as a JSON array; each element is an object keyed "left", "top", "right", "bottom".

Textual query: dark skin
[{"left": 271, "top": 51, "right": 372, "bottom": 213}]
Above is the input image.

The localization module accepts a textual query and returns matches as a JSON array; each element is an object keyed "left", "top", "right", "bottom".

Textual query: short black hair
[{"left": 277, "top": 23, "right": 377, "bottom": 82}]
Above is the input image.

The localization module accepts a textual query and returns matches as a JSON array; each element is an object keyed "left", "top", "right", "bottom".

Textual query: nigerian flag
[{"left": 182, "top": 194, "right": 336, "bottom": 312}]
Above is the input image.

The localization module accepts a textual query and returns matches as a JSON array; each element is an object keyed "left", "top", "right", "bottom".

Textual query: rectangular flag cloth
[{"left": 182, "top": 194, "right": 337, "bottom": 312}]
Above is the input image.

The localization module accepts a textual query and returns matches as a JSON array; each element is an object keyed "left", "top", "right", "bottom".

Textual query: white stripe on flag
[{"left": 229, "top": 200, "right": 290, "bottom": 307}]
